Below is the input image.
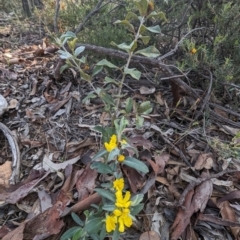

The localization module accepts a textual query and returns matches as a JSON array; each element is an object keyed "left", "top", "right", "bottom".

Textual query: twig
[{"left": 54, "top": 0, "right": 61, "bottom": 33}]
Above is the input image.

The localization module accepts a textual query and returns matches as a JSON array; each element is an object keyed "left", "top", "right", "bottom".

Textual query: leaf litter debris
[{"left": 0, "top": 35, "right": 240, "bottom": 240}]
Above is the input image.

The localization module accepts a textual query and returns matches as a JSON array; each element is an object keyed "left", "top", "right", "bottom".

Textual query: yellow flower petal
[
  {"left": 113, "top": 209, "right": 122, "bottom": 216},
  {"left": 104, "top": 134, "right": 117, "bottom": 152},
  {"left": 190, "top": 48, "right": 197, "bottom": 54},
  {"left": 118, "top": 217, "right": 125, "bottom": 232},
  {"left": 113, "top": 178, "right": 124, "bottom": 191},
  {"left": 118, "top": 154, "right": 125, "bottom": 162},
  {"left": 115, "top": 191, "right": 131, "bottom": 208},
  {"left": 105, "top": 215, "right": 117, "bottom": 233}
]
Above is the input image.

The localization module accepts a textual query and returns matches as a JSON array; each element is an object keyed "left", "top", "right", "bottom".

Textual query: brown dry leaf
[
  {"left": 2, "top": 222, "right": 25, "bottom": 240},
  {"left": 122, "top": 165, "right": 145, "bottom": 193},
  {"left": 194, "top": 153, "right": 213, "bottom": 170},
  {"left": 171, "top": 189, "right": 195, "bottom": 239},
  {"left": 171, "top": 172, "right": 213, "bottom": 239},
  {"left": 76, "top": 164, "right": 97, "bottom": 201},
  {"left": 217, "top": 201, "right": 240, "bottom": 239},
  {"left": 23, "top": 190, "right": 70, "bottom": 239},
  {"left": 100, "top": 111, "right": 110, "bottom": 126},
  {"left": 140, "top": 86, "right": 156, "bottom": 95},
  {"left": 154, "top": 91, "right": 165, "bottom": 106},
  {"left": 0, "top": 161, "right": 12, "bottom": 188},
  {"left": 128, "top": 136, "right": 154, "bottom": 150},
  {"left": 154, "top": 152, "right": 170, "bottom": 174},
  {"left": 8, "top": 99, "right": 18, "bottom": 109},
  {"left": 139, "top": 231, "right": 160, "bottom": 240},
  {"left": 192, "top": 172, "right": 213, "bottom": 212}
]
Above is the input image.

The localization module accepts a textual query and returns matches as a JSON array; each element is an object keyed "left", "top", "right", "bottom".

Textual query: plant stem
[{"left": 115, "top": 17, "right": 145, "bottom": 115}]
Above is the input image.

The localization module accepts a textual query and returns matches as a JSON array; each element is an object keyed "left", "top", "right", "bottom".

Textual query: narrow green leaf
[
  {"left": 131, "top": 203, "right": 144, "bottom": 215},
  {"left": 135, "top": 46, "right": 160, "bottom": 58},
  {"left": 58, "top": 50, "right": 73, "bottom": 59},
  {"left": 123, "top": 157, "right": 149, "bottom": 173},
  {"left": 102, "top": 204, "right": 116, "bottom": 212},
  {"left": 146, "top": 25, "right": 161, "bottom": 33},
  {"left": 107, "top": 148, "right": 120, "bottom": 162},
  {"left": 60, "top": 64, "right": 70, "bottom": 74},
  {"left": 136, "top": 115, "right": 144, "bottom": 128},
  {"left": 71, "top": 212, "right": 84, "bottom": 226},
  {"left": 125, "top": 97, "right": 133, "bottom": 113},
  {"left": 74, "top": 46, "right": 85, "bottom": 56},
  {"left": 96, "top": 59, "right": 118, "bottom": 69},
  {"left": 92, "top": 65, "right": 103, "bottom": 76},
  {"left": 91, "top": 162, "right": 113, "bottom": 174},
  {"left": 80, "top": 69, "right": 92, "bottom": 81},
  {"left": 104, "top": 76, "right": 119, "bottom": 86},
  {"left": 100, "top": 91, "right": 115, "bottom": 106},
  {"left": 124, "top": 68, "right": 141, "bottom": 80},
  {"left": 138, "top": 101, "right": 153, "bottom": 114},
  {"left": 139, "top": 35, "right": 150, "bottom": 45},
  {"left": 60, "top": 31, "right": 76, "bottom": 39},
  {"left": 82, "top": 93, "right": 97, "bottom": 103},
  {"left": 131, "top": 194, "right": 144, "bottom": 206},
  {"left": 60, "top": 226, "right": 80, "bottom": 240},
  {"left": 135, "top": 0, "right": 148, "bottom": 16},
  {"left": 92, "top": 149, "right": 107, "bottom": 161},
  {"left": 114, "top": 19, "right": 135, "bottom": 32},
  {"left": 85, "top": 217, "right": 104, "bottom": 234},
  {"left": 94, "top": 189, "right": 115, "bottom": 202},
  {"left": 72, "top": 228, "right": 83, "bottom": 240},
  {"left": 125, "top": 11, "right": 139, "bottom": 22}
]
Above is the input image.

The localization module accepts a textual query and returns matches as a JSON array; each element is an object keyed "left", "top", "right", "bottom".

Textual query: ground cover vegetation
[{"left": 0, "top": 0, "right": 240, "bottom": 239}]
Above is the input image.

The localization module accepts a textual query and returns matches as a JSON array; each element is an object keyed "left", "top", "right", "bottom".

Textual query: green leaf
[
  {"left": 91, "top": 162, "right": 113, "bottom": 174},
  {"left": 131, "top": 203, "right": 144, "bottom": 215},
  {"left": 99, "top": 91, "right": 115, "bottom": 106},
  {"left": 135, "top": 46, "right": 160, "bottom": 58},
  {"left": 112, "top": 228, "right": 121, "bottom": 240},
  {"left": 85, "top": 217, "right": 104, "bottom": 234},
  {"left": 60, "top": 31, "right": 76, "bottom": 39},
  {"left": 124, "top": 68, "right": 141, "bottom": 80},
  {"left": 60, "top": 226, "right": 80, "bottom": 240},
  {"left": 131, "top": 194, "right": 144, "bottom": 206},
  {"left": 60, "top": 64, "right": 70, "bottom": 74},
  {"left": 96, "top": 59, "right": 118, "bottom": 69},
  {"left": 58, "top": 50, "right": 73, "bottom": 59},
  {"left": 94, "top": 189, "right": 115, "bottom": 202},
  {"left": 145, "top": 25, "right": 161, "bottom": 33},
  {"left": 123, "top": 157, "right": 149, "bottom": 173},
  {"left": 92, "top": 65, "right": 103, "bottom": 76},
  {"left": 102, "top": 204, "right": 116, "bottom": 212},
  {"left": 139, "top": 35, "right": 150, "bottom": 45},
  {"left": 136, "top": 115, "right": 144, "bottom": 128},
  {"left": 89, "top": 234, "right": 100, "bottom": 240},
  {"left": 74, "top": 46, "right": 85, "bottom": 56},
  {"left": 146, "top": 11, "right": 167, "bottom": 22},
  {"left": 107, "top": 148, "right": 120, "bottom": 162},
  {"left": 125, "top": 11, "right": 139, "bottom": 22},
  {"left": 114, "top": 19, "right": 135, "bottom": 32},
  {"left": 93, "top": 126, "right": 106, "bottom": 135},
  {"left": 92, "top": 149, "right": 107, "bottom": 161},
  {"left": 138, "top": 101, "right": 153, "bottom": 114},
  {"left": 125, "top": 97, "right": 133, "bottom": 113},
  {"left": 104, "top": 76, "right": 119, "bottom": 86},
  {"left": 82, "top": 93, "right": 97, "bottom": 103},
  {"left": 71, "top": 212, "right": 84, "bottom": 226},
  {"left": 80, "top": 69, "right": 92, "bottom": 81},
  {"left": 72, "top": 228, "right": 83, "bottom": 240},
  {"left": 110, "top": 41, "right": 137, "bottom": 53},
  {"left": 135, "top": 0, "right": 148, "bottom": 16},
  {"left": 100, "top": 226, "right": 107, "bottom": 240}
]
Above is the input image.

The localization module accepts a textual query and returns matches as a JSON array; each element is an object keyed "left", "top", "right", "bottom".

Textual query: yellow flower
[
  {"left": 104, "top": 134, "right": 117, "bottom": 152},
  {"left": 113, "top": 178, "right": 124, "bottom": 191},
  {"left": 113, "top": 208, "right": 133, "bottom": 232},
  {"left": 118, "top": 155, "right": 125, "bottom": 162},
  {"left": 105, "top": 214, "right": 117, "bottom": 233},
  {"left": 115, "top": 191, "right": 131, "bottom": 208},
  {"left": 120, "top": 139, "right": 127, "bottom": 145},
  {"left": 190, "top": 48, "right": 197, "bottom": 54}
]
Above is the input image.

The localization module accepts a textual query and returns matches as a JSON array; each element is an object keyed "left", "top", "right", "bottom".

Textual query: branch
[{"left": 74, "top": 0, "right": 107, "bottom": 34}]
